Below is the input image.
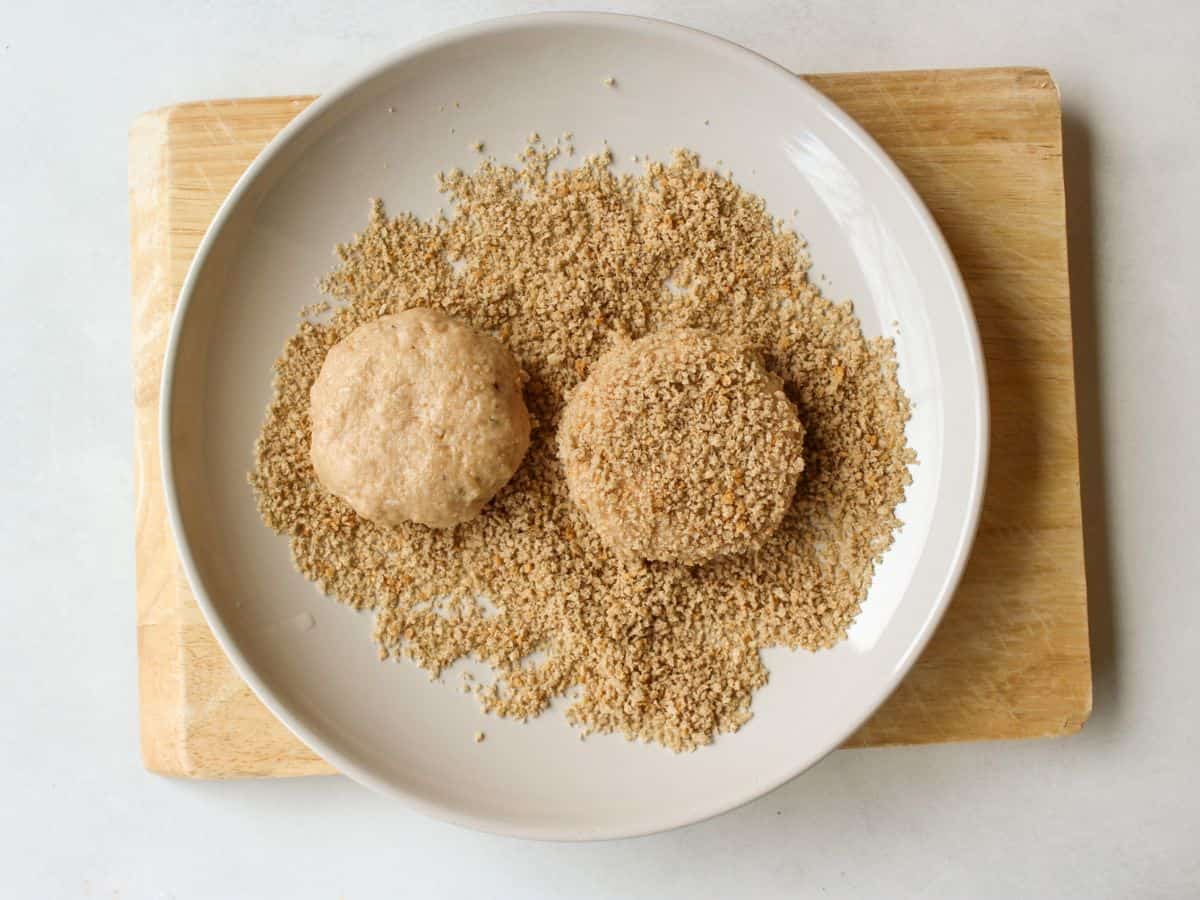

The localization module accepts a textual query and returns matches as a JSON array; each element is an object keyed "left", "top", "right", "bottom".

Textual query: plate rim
[{"left": 160, "top": 10, "right": 989, "bottom": 840}]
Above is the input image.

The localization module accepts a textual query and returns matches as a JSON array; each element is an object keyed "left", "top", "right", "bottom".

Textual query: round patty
[
  {"left": 309, "top": 308, "right": 530, "bottom": 528},
  {"left": 557, "top": 328, "right": 804, "bottom": 564}
]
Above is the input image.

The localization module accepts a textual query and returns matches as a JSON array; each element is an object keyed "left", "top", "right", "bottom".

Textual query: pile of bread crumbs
[{"left": 250, "top": 141, "right": 914, "bottom": 752}]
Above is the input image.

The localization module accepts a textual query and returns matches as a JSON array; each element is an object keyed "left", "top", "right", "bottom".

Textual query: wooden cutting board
[{"left": 129, "top": 66, "right": 1090, "bottom": 778}]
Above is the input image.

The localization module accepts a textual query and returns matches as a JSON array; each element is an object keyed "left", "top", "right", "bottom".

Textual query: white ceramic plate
[{"left": 162, "top": 13, "right": 987, "bottom": 840}]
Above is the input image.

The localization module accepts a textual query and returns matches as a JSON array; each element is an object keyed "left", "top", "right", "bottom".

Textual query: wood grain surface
[{"left": 129, "top": 67, "right": 1090, "bottom": 778}]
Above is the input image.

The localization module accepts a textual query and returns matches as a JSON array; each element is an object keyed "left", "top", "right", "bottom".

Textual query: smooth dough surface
[
  {"left": 310, "top": 308, "right": 531, "bottom": 528},
  {"left": 558, "top": 328, "right": 804, "bottom": 564}
]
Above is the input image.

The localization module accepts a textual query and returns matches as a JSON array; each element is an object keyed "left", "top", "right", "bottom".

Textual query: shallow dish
[{"left": 162, "top": 12, "right": 987, "bottom": 839}]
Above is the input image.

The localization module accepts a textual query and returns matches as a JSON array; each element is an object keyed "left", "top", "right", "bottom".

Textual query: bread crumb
[
  {"left": 602, "top": 76, "right": 616, "bottom": 87},
  {"left": 474, "top": 731, "right": 486, "bottom": 743},
  {"left": 250, "top": 145, "right": 915, "bottom": 753}
]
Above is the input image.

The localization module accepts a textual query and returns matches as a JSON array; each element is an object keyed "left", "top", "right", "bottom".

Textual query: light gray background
[{"left": 1, "top": 1, "right": 1196, "bottom": 897}]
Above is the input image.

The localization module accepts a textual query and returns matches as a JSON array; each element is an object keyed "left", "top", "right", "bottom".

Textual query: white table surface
[{"left": 2, "top": 0, "right": 1197, "bottom": 897}]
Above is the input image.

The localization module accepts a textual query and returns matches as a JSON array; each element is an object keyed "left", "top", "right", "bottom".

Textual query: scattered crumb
[
  {"left": 704, "top": 119, "right": 710, "bottom": 126},
  {"left": 602, "top": 76, "right": 616, "bottom": 87},
  {"left": 474, "top": 731, "right": 486, "bottom": 743},
  {"left": 472, "top": 140, "right": 485, "bottom": 154},
  {"left": 251, "top": 145, "right": 915, "bottom": 753},
  {"left": 562, "top": 131, "right": 574, "bottom": 141}
]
